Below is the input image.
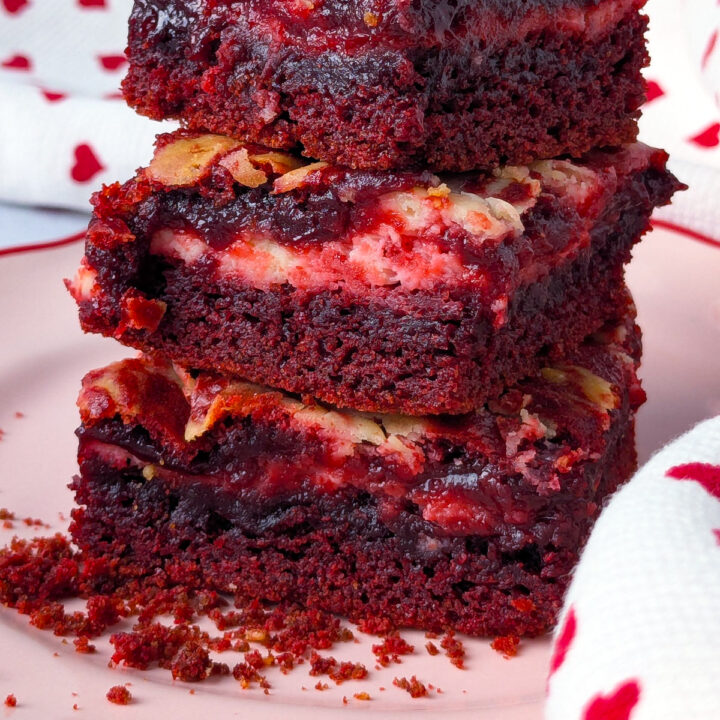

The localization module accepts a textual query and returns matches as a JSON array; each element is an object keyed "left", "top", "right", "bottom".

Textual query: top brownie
[{"left": 123, "top": 0, "right": 649, "bottom": 171}]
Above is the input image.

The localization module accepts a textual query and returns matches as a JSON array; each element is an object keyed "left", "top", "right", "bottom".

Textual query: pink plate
[{"left": 0, "top": 226, "right": 718, "bottom": 719}]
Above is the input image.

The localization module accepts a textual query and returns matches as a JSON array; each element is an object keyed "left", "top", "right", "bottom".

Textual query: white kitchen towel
[
  {"left": 546, "top": 415, "right": 720, "bottom": 719},
  {"left": 0, "top": 0, "right": 717, "bottom": 235},
  {"left": 0, "top": 0, "right": 171, "bottom": 210}
]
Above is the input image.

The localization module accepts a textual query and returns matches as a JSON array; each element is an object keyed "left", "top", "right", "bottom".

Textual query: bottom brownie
[{"left": 70, "top": 314, "right": 643, "bottom": 637}]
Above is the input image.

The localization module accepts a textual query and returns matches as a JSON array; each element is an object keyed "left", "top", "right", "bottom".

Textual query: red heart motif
[
  {"left": 645, "top": 80, "right": 665, "bottom": 104},
  {"left": 2, "top": 0, "right": 29, "bottom": 14},
  {"left": 667, "top": 463, "right": 720, "bottom": 499},
  {"left": 583, "top": 680, "right": 641, "bottom": 720},
  {"left": 689, "top": 123, "right": 720, "bottom": 148},
  {"left": 98, "top": 54, "right": 127, "bottom": 71},
  {"left": 1, "top": 53, "right": 31, "bottom": 71},
  {"left": 71, "top": 144, "right": 105, "bottom": 183},
  {"left": 41, "top": 89, "right": 66, "bottom": 102},
  {"left": 668, "top": 464, "right": 720, "bottom": 544},
  {"left": 703, "top": 30, "right": 718, "bottom": 69},
  {"left": 78, "top": 0, "right": 107, "bottom": 6},
  {"left": 548, "top": 606, "right": 576, "bottom": 678}
]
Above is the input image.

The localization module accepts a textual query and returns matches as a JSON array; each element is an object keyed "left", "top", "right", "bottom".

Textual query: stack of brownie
[{"left": 66, "top": 0, "right": 681, "bottom": 637}]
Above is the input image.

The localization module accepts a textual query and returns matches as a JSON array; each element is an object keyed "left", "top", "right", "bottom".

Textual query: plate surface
[{"left": 0, "top": 226, "right": 718, "bottom": 719}]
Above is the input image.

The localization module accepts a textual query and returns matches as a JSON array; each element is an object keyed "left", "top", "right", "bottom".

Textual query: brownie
[
  {"left": 70, "top": 310, "right": 645, "bottom": 638},
  {"left": 67, "top": 132, "right": 681, "bottom": 415},
  {"left": 123, "top": 0, "right": 649, "bottom": 171}
]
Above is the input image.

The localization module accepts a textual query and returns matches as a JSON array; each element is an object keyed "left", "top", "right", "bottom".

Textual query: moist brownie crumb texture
[
  {"left": 123, "top": 0, "right": 650, "bottom": 171},
  {"left": 3, "top": 0, "right": 683, "bottom": 700}
]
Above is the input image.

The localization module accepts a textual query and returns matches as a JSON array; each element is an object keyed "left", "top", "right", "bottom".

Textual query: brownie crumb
[
  {"left": 425, "top": 641, "right": 439, "bottom": 656},
  {"left": 330, "top": 661, "right": 368, "bottom": 684},
  {"left": 243, "top": 649, "right": 268, "bottom": 670},
  {"left": 491, "top": 635, "right": 520, "bottom": 658},
  {"left": 393, "top": 676, "right": 428, "bottom": 698},
  {"left": 276, "top": 651, "right": 295, "bottom": 674},
  {"left": 440, "top": 631, "right": 465, "bottom": 668},
  {"left": 4, "top": 694, "right": 17, "bottom": 707},
  {"left": 74, "top": 636, "right": 96, "bottom": 654},
  {"left": 309, "top": 651, "right": 336, "bottom": 676},
  {"left": 0, "top": 509, "right": 14, "bottom": 530},
  {"left": 372, "top": 634, "right": 414, "bottom": 667},
  {"left": 23, "top": 517, "right": 49, "bottom": 528},
  {"left": 356, "top": 616, "right": 394, "bottom": 636},
  {"left": 309, "top": 652, "right": 367, "bottom": 684},
  {"left": 106, "top": 686, "right": 132, "bottom": 705},
  {"left": 232, "top": 662, "right": 266, "bottom": 689},
  {"left": 171, "top": 642, "right": 213, "bottom": 682},
  {"left": 354, "top": 692, "right": 371, "bottom": 701}
]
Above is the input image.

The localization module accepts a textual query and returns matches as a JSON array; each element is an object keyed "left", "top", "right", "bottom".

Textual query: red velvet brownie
[
  {"left": 70, "top": 311, "right": 644, "bottom": 638},
  {"left": 123, "top": 0, "right": 649, "bottom": 171},
  {"left": 68, "top": 133, "right": 680, "bottom": 415}
]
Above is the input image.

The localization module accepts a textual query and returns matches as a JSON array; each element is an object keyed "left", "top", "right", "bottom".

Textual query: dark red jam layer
[
  {"left": 123, "top": 0, "right": 648, "bottom": 170},
  {"left": 69, "top": 316, "right": 643, "bottom": 636},
  {"left": 68, "top": 138, "right": 681, "bottom": 415},
  {"left": 75, "top": 310, "right": 643, "bottom": 532}
]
